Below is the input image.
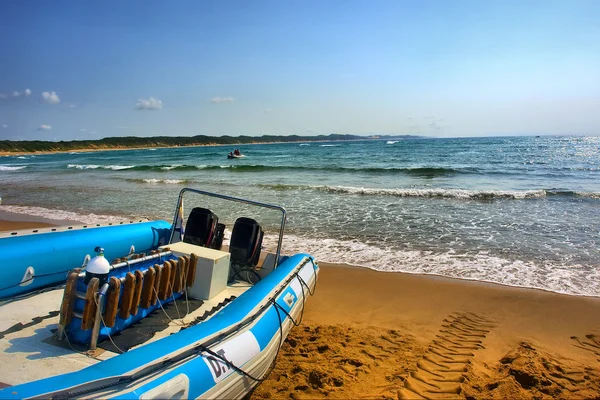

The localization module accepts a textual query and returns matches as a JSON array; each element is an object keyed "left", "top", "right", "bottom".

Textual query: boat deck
[{"left": 0, "top": 281, "right": 252, "bottom": 387}]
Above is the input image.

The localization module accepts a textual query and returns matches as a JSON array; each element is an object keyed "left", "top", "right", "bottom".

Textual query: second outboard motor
[
  {"left": 230, "top": 217, "right": 264, "bottom": 267},
  {"left": 84, "top": 246, "right": 110, "bottom": 285}
]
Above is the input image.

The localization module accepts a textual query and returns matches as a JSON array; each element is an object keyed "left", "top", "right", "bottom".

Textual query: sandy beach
[{"left": 2, "top": 216, "right": 599, "bottom": 399}]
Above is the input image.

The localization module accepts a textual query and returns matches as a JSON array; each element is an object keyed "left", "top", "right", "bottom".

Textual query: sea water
[{"left": 1, "top": 135, "right": 599, "bottom": 296}]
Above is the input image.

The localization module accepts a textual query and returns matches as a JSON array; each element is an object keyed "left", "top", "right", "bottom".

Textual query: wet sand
[{"left": 1, "top": 214, "right": 599, "bottom": 399}]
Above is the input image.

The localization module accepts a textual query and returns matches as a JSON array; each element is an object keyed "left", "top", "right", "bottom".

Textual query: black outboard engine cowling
[
  {"left": 230, "top": 217, "right": 264, "bottom": 267},
  {"left": 183, "top": 207, "right": 219, "bottom": 248}
]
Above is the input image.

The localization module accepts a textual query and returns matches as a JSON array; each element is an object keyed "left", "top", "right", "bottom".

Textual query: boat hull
[{"left": 1, "top": 253, "right": 318, "bottom": 399}]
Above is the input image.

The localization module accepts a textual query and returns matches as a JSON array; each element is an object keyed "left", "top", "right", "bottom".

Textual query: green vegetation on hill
[{"left": 0, "top": 134, "right": 420, "bottom": 153}]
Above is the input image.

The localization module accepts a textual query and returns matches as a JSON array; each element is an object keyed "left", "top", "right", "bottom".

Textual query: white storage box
[{"left": 160, "top": 242, "right": 231, "bottom": 300}]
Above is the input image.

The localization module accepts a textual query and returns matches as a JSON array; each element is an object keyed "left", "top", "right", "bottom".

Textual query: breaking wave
[
  {"left": 65, "top": 163, "right": 468, "bottom": 176},
  {"left": 258, "top": 184, "right": 600, "bottom": 200},
  {"left": 126, "top": 178, "right": 195, "bottom": 184},
  {"left": 0, "top": 165, "right": 27, "bottom": 171}
]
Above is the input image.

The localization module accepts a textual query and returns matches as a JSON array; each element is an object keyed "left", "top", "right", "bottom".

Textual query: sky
[{"left": 0, "top": 0, "right": 599, "bottom": 141}]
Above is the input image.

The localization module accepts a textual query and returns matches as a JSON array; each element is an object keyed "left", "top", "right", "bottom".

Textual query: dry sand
[
  {"left": 251, "top": 264, "right": 600, "bottom": 399},
  {"left": 2, "top": 216, "right": 599, "bottom": 399}
]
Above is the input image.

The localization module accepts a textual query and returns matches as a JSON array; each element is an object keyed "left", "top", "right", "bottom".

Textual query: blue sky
[{"left": 0, "top": 0, "right": 599, "bottom": 140}]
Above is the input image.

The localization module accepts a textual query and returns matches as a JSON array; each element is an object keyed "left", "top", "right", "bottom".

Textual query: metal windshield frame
[{"left": 168, "top": 188, "right": 287, "bottom": 269}]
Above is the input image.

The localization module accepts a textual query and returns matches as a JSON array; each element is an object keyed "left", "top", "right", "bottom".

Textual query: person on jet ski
[{"left": 234, "top": 149, "right": 240, "bottom": 156}]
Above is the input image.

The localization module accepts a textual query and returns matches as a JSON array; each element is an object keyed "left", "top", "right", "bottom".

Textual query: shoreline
[
  {"left": 1, "top": 215, "right": 599, "bottom": 398},
  {"left": 0, "top": 139, "right": 349, "bottom": 157},
  {"left": 0, "top": 143, "right": 225, "bottom": 157},
  {"left": 0, "top": 137, "right": 416, "bottom": 157},
  {"left": 1, "top": 208, "right": 597, "bottom": 299}
]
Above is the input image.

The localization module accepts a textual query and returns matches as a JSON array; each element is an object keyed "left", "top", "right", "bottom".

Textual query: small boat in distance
[
  {"left": 0, "top": 188, "right": 318, "bottom": 399},
  {"left": 228, "top": 149, "right": 245, "bottom": 159}
]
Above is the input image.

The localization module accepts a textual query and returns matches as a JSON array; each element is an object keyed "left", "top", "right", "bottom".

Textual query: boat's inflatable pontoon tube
[
  {"left": 0, "top": 253, "right": 319, "bottom": 399},
  {"left": 0, "top": 220, "right": 172, "bottom": 299}
]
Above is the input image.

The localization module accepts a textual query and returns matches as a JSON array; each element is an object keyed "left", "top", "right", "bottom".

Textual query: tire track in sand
[{"left": 398, "top": 312, "right": 494, "bottom": 399}]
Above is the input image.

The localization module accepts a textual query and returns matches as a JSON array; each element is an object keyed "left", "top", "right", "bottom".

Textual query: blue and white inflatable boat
[{"left": 0, "top": 188, "right": 319, "bottom": 399}]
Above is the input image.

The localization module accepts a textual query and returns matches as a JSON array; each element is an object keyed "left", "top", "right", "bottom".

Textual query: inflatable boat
[{"left": 0, "top": 188, "right": 319, "bottom": 399}]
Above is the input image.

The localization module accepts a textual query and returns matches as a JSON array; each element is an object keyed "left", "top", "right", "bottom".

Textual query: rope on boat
[
  {"left": 194, "top": 257, "right": 319, "bottom": 383},
  {"left": 197, "top": 299, "right": 285, "bottom": 383}
]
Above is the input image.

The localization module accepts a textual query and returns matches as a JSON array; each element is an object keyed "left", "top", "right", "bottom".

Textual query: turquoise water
[{"left": 1, "top": 135, "right": 599, "bottom": 296}]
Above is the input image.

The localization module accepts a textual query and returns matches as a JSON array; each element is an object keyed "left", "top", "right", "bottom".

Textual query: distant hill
[{"left": 0, "top": 134, "right": 425, "bottom": 153}]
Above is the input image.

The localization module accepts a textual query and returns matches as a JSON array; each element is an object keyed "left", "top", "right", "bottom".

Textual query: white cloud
[
  {"left": 80, "top": 128, "right": 87, "bottom": 132},
  {"left": 211, "top": 96, "right": 234, "bottom": 104},
  {"left": 264, "top": 108, "right": 273, "bottom": 113},
  {"left": 38, "top": 124, "right": 52, "bottom": 131},
  {"left": 41, "top": 91, "right": 61, "bottom": 104},
  {"left": 1, "top": 124, "right": 7, "bottom": 129},
  {"left": 0, "top": 88, "right": 31, "bottom": 99},
  {"left": 136, "top": 97, "right": 162, "bottom": 110}
]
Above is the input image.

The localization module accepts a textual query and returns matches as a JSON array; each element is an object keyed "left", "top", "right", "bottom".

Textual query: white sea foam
[
  {"left": 160, "top": 165, "right": 181, "bottom": 170},
  {"left": 67, "top": 164, "right": 134, "bottom": 170},
  {"left": 0, "top": 165, "right": 27, "bottom": 171},
  {"left": 17, "top": 156, "right": 27, "bottom": 159},
  {"left": 142, "top": 179, "right": 187, "bottom": 184},
  {"left": 299, "top": 143, "right": 310, "bottom": 146},
  {"left": 386, "top": 141, "right": 398, "bottom": 144},
  {"left": 68, "top": 164, "right": 100, "bottom": 169},
  {"left": 320, "top": 144, "right": 339, "bottom": 147},
  {"left": 315, "top": 186, "right": 547, "bottom": 199},
  {"left": 575, "top": 191, "right": 600, "bottom": 199},
  {"left": 261, "top": 233, "right": 599, "bottom": 297},
  {"left": 105, "top": 165, "right": 135, "bottom": 170}
]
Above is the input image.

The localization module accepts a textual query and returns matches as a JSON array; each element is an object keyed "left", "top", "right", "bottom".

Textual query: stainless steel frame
[{"left": 168, "top": 188, "right": 287, "bottom": 269}]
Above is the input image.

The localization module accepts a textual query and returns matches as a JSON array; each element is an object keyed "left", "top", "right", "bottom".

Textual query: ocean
[{"left": 1, "top": 135, "right": 599, "bottom": 296}]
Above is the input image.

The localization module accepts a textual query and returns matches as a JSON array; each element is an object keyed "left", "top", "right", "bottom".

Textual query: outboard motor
[
  {"left": 84, "top": 246, "right": 111, "bottom": 285},
  {"left": 230, "top": 217, "right": 264, "bottom": 267},
  {"left": 183, "top": 207, "right": 219, "bottom": 248}
]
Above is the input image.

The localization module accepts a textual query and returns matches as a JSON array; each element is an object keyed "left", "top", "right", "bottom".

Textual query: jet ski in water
[{"left": 228, "top": 149, "right": 245, "bottom": 159}]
